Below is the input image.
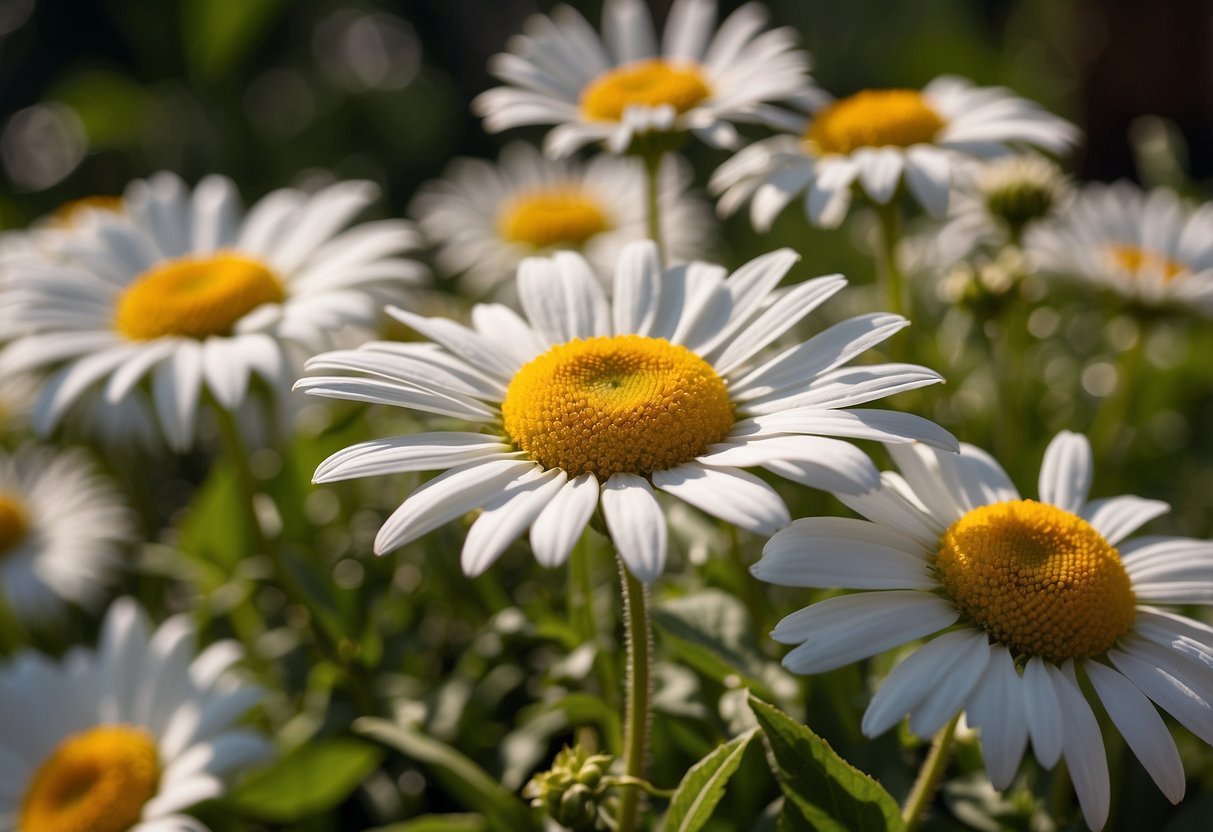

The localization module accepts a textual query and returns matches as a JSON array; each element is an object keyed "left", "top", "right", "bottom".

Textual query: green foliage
[
  {"left": 749, "top": 696, "right": 906, "bottom": 832},
  {"left": 225, "top": 737, "right": 385, "bottom": 822},
  {"left": 663, "top": 727, "right": 760, "bottom": 832},
  {"left": 182, "top": 0, "right": 287, "bottom": 82}
]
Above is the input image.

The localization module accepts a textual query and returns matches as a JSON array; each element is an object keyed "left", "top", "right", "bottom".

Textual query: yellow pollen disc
[
  {"left": 115, "top": 252, "right": 285, "bottom": 340},
  {"left": 501, "top": 335, "right": 734, "bottom": 478},
  {"left": 498, "top": 189, "right": 611, "bottom": 249},
  {"left": 1108, "top": 244, "right": 1188, "bottom": 282},
  {"left": 52, "top": 195, "right": 124, "bottom": 228},
  {"left": 580, "top": 59, "right": 712, "bottom": 122},
  {"left": 936, "top": 499, "right": 1136, "bottom": 661},
  {"left": 20, "top": 725, "right": 160, "bottom": 832},
  {"left": 0, "top": 492, "right": 30, "bottom": 556},
  {"left": 806, "top": 89, "right": 946, "bottom": 156}
]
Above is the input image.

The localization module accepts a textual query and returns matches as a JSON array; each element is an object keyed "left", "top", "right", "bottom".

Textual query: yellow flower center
[
  {"left": 1108, "top": 245, "right": 1188, "bottom": 281},
  {"left": 806, "top": 89, "right": 946, "bottom": 156},
  {"left": 51, "top": 195, "right": 124, "bottom": 228},
  {"left": 498, "top": 189, "right": 611, "bottom": 249},
  {"left": 936, "top": 500, "right": 1136, "bottom": 661},
  {"left": 0, "top": 492, "right": 30, "bottom": 556},
  {"left": 115, "top": 253, "right": 285, "bottom": 340},
  {"left": 20, "top": 725, "right": 160, "bottom": 832},
  {"left": 580, "top": 59, "right": 712, "bottom": 122},
  {"left": 501, "top": 335, "right": 733, "bottom": 478}
]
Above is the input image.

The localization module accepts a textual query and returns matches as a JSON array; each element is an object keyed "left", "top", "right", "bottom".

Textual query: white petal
[
  {"left": 652, "top": 463, "right": 789, "bottom": 535},
  {"left": 936, "top": 442, "right": 1019, "bottom": 512},
  {"left": 518, "top": 252, "right": 610, "bottom": 344},
  {"left": 1085, "top": 660, "right": 1184, "bottom": 804},
  {"left": 612, "top": 240, "right": 662, "bottom": 336},
  {"left": 774, "top": 591, "right": 958, "bottom": 673},
  {"left": 856, "top": 148, "right": 905, "bottom": 203},
  {"left": 711, "top": 275, "right": 847, "bottom": 374},
  {"left": 966, "top": 647, "right": 1028, "bottom": 789},
  {"left": 373, "top": 459, "right": 538, "bottom": 554},
  {"left": 530, "top": 473, "right": 599, "bottom": 568},
  {"left": 1110, "top": 645, "right": 1213, "bottom": 745},
  {"left": 1021, "top": 657, "right": 1063, "bottom": 767},
  {"left": 1038, "top": 430, "right": 1092, "bottom": 512},
  {"left": 742, "top": 407, "right": 959, "bottom": 451},
  {"left": 1080, "top": 496, "right": 1169, "bottom": 545},
  {"left": 461, "top": 469, "right": 568, "bottom": 576},
  {"left": 601, "top": 473, "right": 667, "bottom": 583},
  {"left": 313, "top": 433, "right": 516, "bottom": 482},
  {"left": 1047, "top": 664, "right": 1110, "bottom": 831},
  {"left": 903, "top": 146, "right": 951, "bottom": 216},
  {"left": 701, "top": 434, "right": 880, "bottom": 495},
  {"left": 754, "top": 517, "right": 934, "bottom": 590},
  {"left": 153, "top": 341, "right": 203, "bottom": 451}
]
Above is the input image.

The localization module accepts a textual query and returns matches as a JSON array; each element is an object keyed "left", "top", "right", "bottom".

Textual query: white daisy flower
[
  {"left": 472, "top": 0, "right": 819, "bottom": 156},
  {"left": 410, "top": 143, "right": 713, "bottom": 294},
  {"left": 1026, "top": 181, "right": 1213, "bottom": 316},
  {"left": 754, "top": 430, "right": 1213, "bottom": 829},
  {"left": 0, "top": 597, "right": 269, "bottom": 832},
  {"left": 710, "top": 76, "right": 1078, "bottom": 230},
  {"left": 297, "top": 240, "right": 955, "bottom": 582},
  {"left": 0, "top": 443, "right": 133, "bottom": 624},
  {"left": 0, "top": 171, "right": 426, "bottom": 450}
]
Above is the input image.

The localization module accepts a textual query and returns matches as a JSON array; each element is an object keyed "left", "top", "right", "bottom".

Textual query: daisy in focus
[
  {"left": 472, "top": 0, "right": 819, "bottom": 156},
  {"left": 0, "top": 172, "right": 425, "bottom": 450},
  {"left": 297, "top": 239, "right": 955, "bottom": 582},
  {"left": 754, "top": 430, "right": 1213, "bottom": 829},
  {"left": 711, "top": 76, "right": 1078, "bottom": 230},
  {"left": 0, "top": 598, "right": 268, "bottom": 832},
  {"left": 0, "top": 443, "right": 132, "bottom": 624},
  {"left": 1027, "top": 181, "right": 1213, "bottom": 316},
  {"left": 410, "top": 143, "right": 713, "bottom": 295}
]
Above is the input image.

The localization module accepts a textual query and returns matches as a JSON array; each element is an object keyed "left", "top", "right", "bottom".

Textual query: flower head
[
  {"left": 473, "top": 0, "right": 820, "bottom": 156},
  {"left": 0, "top": 172, "right": 426, "bottom": 450},
  {"left": 1026, "top": 181, "right": 1213, "bottom": 316},
  {"left": 0, "top": 598, "right": 269, "bottom": 832},
  {"left": 0, "top": 443, "right": 133, "bottom": 624},
  {"left": 754, "top": 431, "right": 1213, "bottom": 829},
  {"left": 410, "top": 143, "right": 712, "bottom": 294},
  {"left": 711, "top": 76, "right": 1078, "bottom": 229},
  {"left": 297, "top": 240, "right": 954, "bottom": 582}
]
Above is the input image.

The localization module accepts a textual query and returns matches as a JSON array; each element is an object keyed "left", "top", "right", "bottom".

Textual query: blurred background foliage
[{"left": 4, "top": 1, "right": 1213, "bottom": 830}]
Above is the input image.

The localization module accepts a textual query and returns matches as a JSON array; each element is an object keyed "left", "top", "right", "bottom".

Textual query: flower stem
[
  {"left": 642, "top": 151, "right": 666, "bottom": 265},
  {"left": 1090, "top": 316, "right": 1148, "bottom": 471},
  {"left": 616, "top": 557, "right": 652, "bottom": 832},
  {"left": 901, "top": 713, "right": 960, "bottom": 832},
  {"left": 874, "top": 201, "right": 908, "bottom": 320}
]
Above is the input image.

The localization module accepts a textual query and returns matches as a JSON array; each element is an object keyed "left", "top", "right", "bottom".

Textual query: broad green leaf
[
  {"left": 178, "top": 461, "right": 250, "bottom": 571},
  {"left": 354, "top": 717, "right": 539, "bottom": 832},
  {"left": 367, "top": 816, "right": 488, "bottom": 832},
  {"left": 749, "top": 696, "right": 904, "bottom": 832},
  {"left": 663, "top": 727, "right": 759, "bottom": 832},
  {"left": 226, "top": 737, "right": 383, "bottom": 821}
]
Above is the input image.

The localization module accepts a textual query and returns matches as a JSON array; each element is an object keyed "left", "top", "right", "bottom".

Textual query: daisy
[
  {"left": 0, "top": 443, "right": 133, "bottom": 624},
  {"left": 410, "top": 143, "right": 713, "bottom": 294},
  {"left": 1026, "top": 181, "right": 1213, "bottom": 316},
  {"left": 296, "top": 240, "right": 955, "bottom": 582},
  {"left": 0, "top": 597, "right": 269, "bottom": 832},
  {"left": 472, "top": 0, "right": 820, "bottom": 157},
  {"left": 754, "top": 431, "right": 1213, "bottom": 829},
  {"left": 0, "top": 171, "right": 425, "bottom": 450},
  {"left": 710, "top": 76, "right": 1078, "bottom": 230}
]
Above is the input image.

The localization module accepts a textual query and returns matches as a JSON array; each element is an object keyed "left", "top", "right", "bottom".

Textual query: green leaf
[
  {"left": 367, "top": 816, "right": 488, "bottom": 832},
  {"left": 749, "top": 696, "right": 905, "bottom": 832},
  {"left": 178, "top": 461, "right": 250, "bottom": 572},
  {"left": 662, "top": 727, "right": 759, "bottom": 832},
  {"left": 226, "top": 737, "right": 384, "bottom": 822},
  {"left": 354, "top": 717, "right": 539, "bottom": 832},
  {"left": 182, "top": 0, "right": 286, "bottom": 82}
]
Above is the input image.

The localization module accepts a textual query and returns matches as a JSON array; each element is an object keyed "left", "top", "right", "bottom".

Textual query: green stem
[
  {"left": 617, "top": 557, "right": 652, "bottom": 832},
  {"left": 874, "top": 202, "right": 908, "bottom": 321},
  {"left": 901, "top": 713, "right": 960, "bottom": 832},
  {"left": 1089, "top": 317, "right": 1148, "bottom": 470},
  {"left": 642, "top": 151, "right": 666, "bottom": 265},
  {"left": 212, "top": 404, "right": 269, "bottom": 556}
]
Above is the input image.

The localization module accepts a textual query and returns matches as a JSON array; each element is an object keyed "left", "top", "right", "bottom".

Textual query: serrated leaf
[
  {"left": 663, "top": 727, "right": 759, "bottom": 832},
  {"left": 749, "top": 696, "right": 904, "bottom": 832},
  {"left": 225, "top": 737, "right": 384, "bottom": 821},
  {"left": 354, "top": 717, "right": 539, "bottom": 832}
]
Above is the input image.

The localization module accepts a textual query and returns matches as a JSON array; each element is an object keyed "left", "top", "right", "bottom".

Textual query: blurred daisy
[
  {"left": 0, "top": 172, "right": 425, "bottom": 450},
  {"left": 755, "top": 431, "right": 1213, "bottom": 829},
  {"left": 298, "top": 240, "right": 954, "bottom": 582},
  {"left": 711, "top": 76, "right": 1078, "bottom": 230},
  {"left": 0, "top": 443, "right": 132, "bottom": 624},
  {"left": 0, "top": 597, "right": 269, "bottom": 832},
  {"left": 411, "top": 143, "right": 713, "bottom": 294},
  {"left": 473, "top": 0, "right": 819, "bottom": 156},
  {"left": 1027, "top": 181, "right": 1213, "bottom": 316}
]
